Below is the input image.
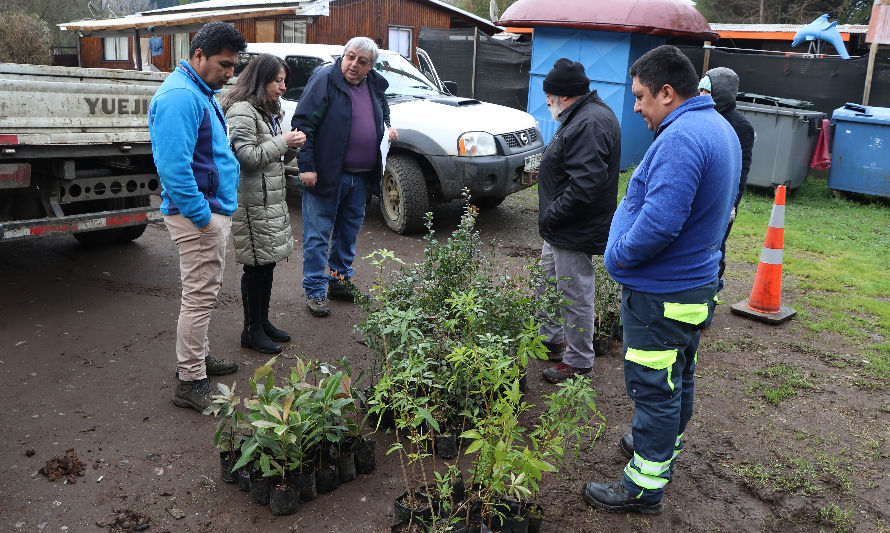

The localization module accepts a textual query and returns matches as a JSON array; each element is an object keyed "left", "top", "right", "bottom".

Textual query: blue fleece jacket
[
  {"left": 149, "top": 60, "right": 239, "bottom": 228},
  {"left": 605, "top": 95, "right": 741, "bottom": 294}
]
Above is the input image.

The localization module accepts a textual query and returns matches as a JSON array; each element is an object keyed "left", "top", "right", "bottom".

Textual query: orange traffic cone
[{"left": 730, "top": 185, "right": 797, "bottom": 324}]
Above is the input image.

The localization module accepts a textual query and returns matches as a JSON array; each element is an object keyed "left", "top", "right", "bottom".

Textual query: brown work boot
[
  {"left": 205, "top": 355, "right": 238, "bottom": 376},
  {"left": 171, "top": 377, "right": 214, "bottom": 413},
  {"left": 542, "top": 362, "right": 591, "bottom": 383}
]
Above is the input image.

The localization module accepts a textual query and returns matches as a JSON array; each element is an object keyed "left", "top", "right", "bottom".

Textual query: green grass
[
  {"left": 750, "top": 363, "right": 814, "bottom": 404},
  {"left": 618, "top": 170, "right": 890, "bottom": 381},
  {"left": 729, "top": 178, "right": 890, "bottom": 380}
]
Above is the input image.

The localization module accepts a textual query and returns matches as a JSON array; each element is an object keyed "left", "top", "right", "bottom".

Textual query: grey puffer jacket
[{"left": 226, "top": 100, "right": 297, "bottom": 265}]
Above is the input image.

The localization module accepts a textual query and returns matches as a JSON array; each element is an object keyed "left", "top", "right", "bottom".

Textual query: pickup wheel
[
  {"left": 73, "top": 196, "right": 149, "bottom": 245},
  {"left": 380, "top": 155, "right": 429, "bottom": 234}
]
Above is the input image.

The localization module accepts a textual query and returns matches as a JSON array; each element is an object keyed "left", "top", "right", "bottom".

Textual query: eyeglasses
[{"left": 344, "top": 52, "right": 371, "bottom": 67}]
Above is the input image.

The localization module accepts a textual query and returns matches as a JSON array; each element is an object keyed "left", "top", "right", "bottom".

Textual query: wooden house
[{"left": 59, "top": 0, "right": 498, "bottom": 71}]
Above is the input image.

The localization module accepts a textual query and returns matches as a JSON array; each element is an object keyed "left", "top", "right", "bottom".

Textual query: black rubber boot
[
  {"left": 240, "top": 274, "right": 281, "bottom": 355},
  {"left": 261, "top": 266, "right": 291, "bottom": 343}
]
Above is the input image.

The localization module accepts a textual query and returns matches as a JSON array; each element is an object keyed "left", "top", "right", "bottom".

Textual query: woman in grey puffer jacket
[{"left": 222, "top": 54, "right": 305, "bottom": 354}]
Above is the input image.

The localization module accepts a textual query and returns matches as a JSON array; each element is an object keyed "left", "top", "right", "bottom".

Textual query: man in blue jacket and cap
[
  {"left": 291, "top": 36, "right": 398, "bottom": 318},
  {"left": 149, "top": 21, "right": 246, "bottom": 413},
  {"left": 582, "top": 45, "right": 741, "bottom": 514}
]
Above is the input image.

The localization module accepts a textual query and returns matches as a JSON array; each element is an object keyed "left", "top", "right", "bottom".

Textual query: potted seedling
[
  {"left": 204, "top": 380, "right": 249, "bottom": 484},
  {"left": 592, "top": 257, "right": 622, "bottom": 356}
]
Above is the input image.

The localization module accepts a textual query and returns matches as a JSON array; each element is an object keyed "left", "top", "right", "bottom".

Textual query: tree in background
[
  {"left": 0, "top": 0, "right": 90, "bottom": 47},
  {"left": 696, "top": 0, "right": 872, "bottom": 25},
  {"left": 0, "top": 8, "right": 52, "bottom": 64},
  {"left": 452, "top": 0, "right": 520, "bottom": 21}
]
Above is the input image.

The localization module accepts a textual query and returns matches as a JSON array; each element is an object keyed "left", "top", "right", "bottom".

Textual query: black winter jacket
[
  {"left": 538, "top": 90, "right": 621, "bottom": 255},
  {"left": 719, "top": 107, "right": 755, "bottom": 208},
  {"left": 291, "top": 58, "right": 390, "bottom": 199}
]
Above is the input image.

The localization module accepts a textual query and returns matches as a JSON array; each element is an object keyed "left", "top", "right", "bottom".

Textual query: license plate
[{"left": 523, "top": 152, "right": 542, "bottom": 173}]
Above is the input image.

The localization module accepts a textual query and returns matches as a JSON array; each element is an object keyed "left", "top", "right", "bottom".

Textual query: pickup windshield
[{"left": 237, "top": 51, "right": 442, "bottom": 102}]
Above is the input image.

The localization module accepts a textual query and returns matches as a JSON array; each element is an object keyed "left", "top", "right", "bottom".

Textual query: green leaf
[{"left": 465, "top": 439, "right": 484, "bottom": 454}]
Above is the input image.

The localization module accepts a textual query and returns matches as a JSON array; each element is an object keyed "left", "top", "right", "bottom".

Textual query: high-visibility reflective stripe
[
  {"left": 663, "top": 302, "right": 709, "bottom": 325},
  {"left": 632, "top": 453, "right": 671, "bottom": 475},
  {"left": 768, "top": 205, "right": 785, "bottom": 228},
  {"left": 759, "top": 246, "right": 783, "bottom": 265},
  {"left": 694, "top": 350, "right": 698, "bottom": 365},
  {"left": 667, "top": 365, "right": 675, "bottom": 391},
  {"left": 625, "top": 348, "right": 678, "bottom": 370},
  {"left": 676, "top": 434, "right": 683, "bottom": 446},
  {"left": 624, "top": 464, "right": 669, "bottom": 490}
]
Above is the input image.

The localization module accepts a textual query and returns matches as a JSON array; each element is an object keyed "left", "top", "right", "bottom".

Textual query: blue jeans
[{"left": 301, "top": 172, "right": 367, "bottom": 298}]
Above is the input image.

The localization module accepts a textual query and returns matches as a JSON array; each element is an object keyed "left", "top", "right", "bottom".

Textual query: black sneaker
[
  {"left": 171, "top": 377, "right": 214, "bottom": 413},
  {"left": 581, "top": 481, "right": 663, "bottom": 515},
  {"left": 542, "top": 362, "right": 591, "bottom": 383},
  {"left": 307, "top": 296, "right": 330, "bottom": 317},
  {"left": 328, "top": 278, "right": 367, "bottom": 303},
  {"left": 542, "top": 340, "right": 565, "bottom": 362},
  {"left": 205, "top": 355, "right": 238, "bottom": 376},
  {"left": 619, "top": 433, "right": 674, "bottom": 478}
]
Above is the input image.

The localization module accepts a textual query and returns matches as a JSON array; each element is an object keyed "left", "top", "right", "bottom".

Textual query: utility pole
[{"left": 760, "top": 0, "right": 765, "bottom": 24}]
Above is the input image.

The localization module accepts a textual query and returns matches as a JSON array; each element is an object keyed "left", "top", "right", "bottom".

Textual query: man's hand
[
  {"left": 300, "top": 171, "right": 317, "bottom": 187},
  {"left": 388, "top": 127, "right": 398, "bottom": 142},
  {"left": 284, "top": 129, "right": 306, "bottom": 149},
  {"left": 729, "top": 207, "right": 737, "bottom": 223}
]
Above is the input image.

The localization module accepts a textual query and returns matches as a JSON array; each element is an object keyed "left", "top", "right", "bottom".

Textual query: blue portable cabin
[{"left": 498, "top": 0, "right": 717, "bottom": 170}]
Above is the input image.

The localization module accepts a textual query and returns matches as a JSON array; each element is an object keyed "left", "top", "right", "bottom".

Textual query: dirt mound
[
  {"left": 96, "top": 509, "right": 151, "bottom": 532},
  {"left": 39, "top": 448, "right": 85, "bottom": 483}
]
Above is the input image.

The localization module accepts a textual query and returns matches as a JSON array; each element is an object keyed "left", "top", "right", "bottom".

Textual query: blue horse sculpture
[{"left": 792, "top": 14, "right": 850, "bottom": 59}]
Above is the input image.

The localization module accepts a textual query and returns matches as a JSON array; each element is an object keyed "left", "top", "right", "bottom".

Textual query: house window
[
  {"left": 172, "top": 32, "right": 190, "bottom": 64},
  {"left": 388, "top": 26, "right": 412, "bottom": 59},
  {"left": 103, "top": 36, "right": 129, "bottom": 61},
  {"left": 281, "top": 20, "right": 307, "bottom": 43}
]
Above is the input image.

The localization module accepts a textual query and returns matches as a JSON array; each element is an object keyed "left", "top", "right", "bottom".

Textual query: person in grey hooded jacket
[{"left": 699, "top": 67, "right": 755, "bottom": 291}]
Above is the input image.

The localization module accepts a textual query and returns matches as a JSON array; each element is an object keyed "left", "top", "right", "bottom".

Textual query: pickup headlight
[{"left": 458, "top": 131, "right": 497, "bottom": 156}]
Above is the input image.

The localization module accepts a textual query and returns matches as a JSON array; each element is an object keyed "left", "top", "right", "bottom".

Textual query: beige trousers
[{"left": 164, "top": 213, "right": 231, "bottom": 381}]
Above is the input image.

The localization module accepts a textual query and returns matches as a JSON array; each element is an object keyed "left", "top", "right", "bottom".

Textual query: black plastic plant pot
[
  {"left": 334, "top": 451, "right": 357, "bottom": 483},
  {"left": 315, "top": 462, "right": 340, "bottom": 494},
  {"left": 353, "top": 437, "right": 376, "bottom": 474},
  {"left": 219, "top": 451, "right": 237, "bottom": 484},
  {"left": 434, "top": 433, "right": 458, "bottom": 460},
  {"left": 269, "top": 482, "right": 299, "bottom": 516},
  {"left": 237, "top": 465, "right": 254, "bottom": 492},
  {"left": 286, "top": 466, "right": 317, "bottom": 502},
  {"left": 392, "top": 490, "right": 432, "bottom": 527},
  {"left": 450, "top": 521, "right": 494, "bottom": 533},
  {"left": 500, "top": 514, "right": 529, "bottom": 533},
  {"left": 592, "top": 335, "right": 613, "bottom": 357},
  {"left": 526, "top": 504, "right": 543, "bottom": 533},
  {"left": 249, "top": 472, "right": 271, "bottom": 506}
]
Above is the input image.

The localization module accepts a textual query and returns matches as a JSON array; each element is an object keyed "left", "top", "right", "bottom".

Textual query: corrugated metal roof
[
  {"left": 58, "top": 6, "right": 300, "bottom": 32},
  {"left": 143, "top": 0, "right": 317, "bottom": 14},
  {"left": 711, "top": 23, "right": 869, "bottom": 34},
  {"left": 497, "top": 0, "right": 717, "bottom": 41},
  {"left": 866, "top": 0, "right": 890, "bottom": 44},
  {"left": 143, "top": 0, "right": 498, "bottom": 31}
]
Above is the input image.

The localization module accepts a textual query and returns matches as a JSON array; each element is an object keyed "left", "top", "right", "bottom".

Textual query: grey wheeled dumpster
[{"left": 736, "top": 101, "right": 826, "bottom": 190}]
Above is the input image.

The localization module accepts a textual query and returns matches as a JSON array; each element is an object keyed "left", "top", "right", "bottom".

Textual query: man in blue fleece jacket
[
  {"left": 582, "top": 45, "right": 741, "bottom": 514},
  {"left": 148, "top": 22, "right": 246, "bottom": 413}
]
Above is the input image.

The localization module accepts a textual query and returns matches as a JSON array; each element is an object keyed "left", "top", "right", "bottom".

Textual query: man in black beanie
[{"left": 536, "top": 58, "right": 621, "bottom": 383}]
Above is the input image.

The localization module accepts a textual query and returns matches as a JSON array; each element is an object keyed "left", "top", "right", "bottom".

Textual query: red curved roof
[{"left": 497, "top": 0, "right": 718, "bottom": 41}]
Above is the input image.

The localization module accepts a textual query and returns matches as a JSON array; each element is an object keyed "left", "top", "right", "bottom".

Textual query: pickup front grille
[{"left": 499, "top": 128, "right": 539, "bottom": 149}]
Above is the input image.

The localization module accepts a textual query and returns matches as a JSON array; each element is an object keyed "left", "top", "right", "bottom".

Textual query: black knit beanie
[{"left": 543, "top": 58, "right": 590, "bottom": 96}]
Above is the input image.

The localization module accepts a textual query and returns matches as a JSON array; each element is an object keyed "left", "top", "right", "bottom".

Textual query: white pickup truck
[
  {"left": 0, "top": 63, "right": 164, "bottom": 244},
  {"left": 242, "top": 43, "right": 544, "bottom": 234}
]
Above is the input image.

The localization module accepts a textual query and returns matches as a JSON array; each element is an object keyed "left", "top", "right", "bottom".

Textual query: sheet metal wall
[
  {"left": 680, "top": 46, "right": 890, "bottom": 114},
  {"left": 418, "top": 27, "right": 532, "bottom": 110},
  {"left": 529, "top": 27, "right": 663, "bottom": 170}
]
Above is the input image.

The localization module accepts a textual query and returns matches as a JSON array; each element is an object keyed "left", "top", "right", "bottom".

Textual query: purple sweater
[{"left": 343, "top": 81, "right": 378, "bottom": 171}]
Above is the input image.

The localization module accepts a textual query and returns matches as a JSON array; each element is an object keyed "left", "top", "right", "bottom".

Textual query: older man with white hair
[{"left": 291, "top": 36, "right": 398, "bottom": 317}]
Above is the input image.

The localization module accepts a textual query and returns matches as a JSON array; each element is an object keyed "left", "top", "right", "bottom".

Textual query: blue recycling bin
[{"left": 828, "top": 104, "right": 890, "bottom": 199}]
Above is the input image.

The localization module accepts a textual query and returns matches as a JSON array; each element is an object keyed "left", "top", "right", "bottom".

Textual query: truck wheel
[
  {"left": 380, "top": 155, "right": 429, "bottom": 234},
  {"left": 73, "top": 196, "right": 149, "bottom": 245},
  {"left": 473, "top": 195, "right": 506, "bottom": 209}
]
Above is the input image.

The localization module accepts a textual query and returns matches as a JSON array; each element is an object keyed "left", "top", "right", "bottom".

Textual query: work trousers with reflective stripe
[{"left": 620, "top": 281, "right": 717, "bottom": 502}]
